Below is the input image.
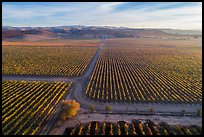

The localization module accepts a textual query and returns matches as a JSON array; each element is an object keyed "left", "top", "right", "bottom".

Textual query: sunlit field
[
  {"left": 3, "top": 46, "right": 98, "bottom": 76},
  {"left": 85, "top": 38, "right": 202, "bottom": 104},
  {"left": 2, "top": 80, "right": 72, "bottom": 135}
]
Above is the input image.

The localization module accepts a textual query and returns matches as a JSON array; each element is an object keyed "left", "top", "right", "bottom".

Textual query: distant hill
[
  {"left": 161, "top": 29, "right": 202, "bottom": 35},
  {"left": 2, "top": 26, "right": 202, "bottom": 41}
]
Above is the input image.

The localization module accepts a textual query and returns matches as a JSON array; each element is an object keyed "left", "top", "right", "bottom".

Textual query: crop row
[
  {"left": 85, "top": 47, "right": 202, "bottom": 104},
  {"left": 2, "top": 80, "right": 72, "bottom": 135},
  {"left": 64, "top": 120, "right": 202, "bottom": 135},
  {"left": 3, "top": 46, "right": 97, "bottom": 76}
]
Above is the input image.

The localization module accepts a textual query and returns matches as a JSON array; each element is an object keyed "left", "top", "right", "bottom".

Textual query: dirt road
[
  {"left": 3, "top": 39, "right": 202, "bottom": 135},
  {"left": 2, "top": 39, "right": 202, "bottom": 114}
]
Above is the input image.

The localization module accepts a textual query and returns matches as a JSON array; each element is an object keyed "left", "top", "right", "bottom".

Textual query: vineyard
[
  {"left": 63, "top": 120, "right": 202, "bottom": 135},
  {"left": 2, "top": 46, "right": 97, "bottom": 76},
  {"left": 85, "top": 46, "right": 202, "bottom": 104},
  {"left": 2, "top": 80, "right": 72, "bottom": 135},
  {"left": 2, "top": 40, "right": 99, "bottom": 47}
]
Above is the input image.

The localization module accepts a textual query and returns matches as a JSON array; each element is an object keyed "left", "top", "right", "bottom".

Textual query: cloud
[
  {"left": 98, "top": 2, "right": 126, "bottom": 12},
  {"left": 2, "top": 2, "right": 202, "bottom": 30}
]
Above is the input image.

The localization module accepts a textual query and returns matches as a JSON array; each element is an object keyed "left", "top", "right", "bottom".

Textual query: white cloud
[
  {"left": 98, "top": 2, "right": 126, "bottom": 12},
  {"left": 2, "top": 2, "right": 202, "bottom": 30}
]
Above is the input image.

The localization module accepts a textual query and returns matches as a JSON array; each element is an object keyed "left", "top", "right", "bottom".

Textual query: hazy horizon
[
  {"left": 2, "top": 25, "right": 202, "bottom": 31},
  {"left": 3, "top": 2, "right": 202, "bottom": 30}
]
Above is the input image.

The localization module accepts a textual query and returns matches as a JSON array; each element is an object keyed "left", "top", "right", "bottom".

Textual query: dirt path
[
  {"left": 50, "top": 112, "right": 202, "bottom": 135},
  {"left": 2, "top": 39, "right": 104, "bottom": 135},
  {"left": 2, "top": 74, "right": 75, "bottom": 82},
  {"left": 2, "top": 39, "right": 202, "bottom": 114}
]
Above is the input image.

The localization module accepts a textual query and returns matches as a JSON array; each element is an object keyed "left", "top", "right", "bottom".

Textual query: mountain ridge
[{"left": 2, "top": 25, "right": 202, "bottom": 41}]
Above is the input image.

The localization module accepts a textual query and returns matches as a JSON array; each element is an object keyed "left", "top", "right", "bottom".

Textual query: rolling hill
[{"left": 2, "top": 26, "right": 202, "bottom": 41}]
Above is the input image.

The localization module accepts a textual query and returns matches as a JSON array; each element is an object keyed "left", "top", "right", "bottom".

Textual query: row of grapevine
[
  {"left": 85, "top": 47, "right": 202, "bottom": 104},
  {"left": 63, "top": 120, "right": 202, "bottom": 135},
  {"left": 3, "top": 46, "right": 97, "bottom": 76},
  {"left": 2, "top": 80, "right": 72, "bottom": 135}
]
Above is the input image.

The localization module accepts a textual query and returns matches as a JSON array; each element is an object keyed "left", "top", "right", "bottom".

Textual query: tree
[
  {"left": 59, "top": 100, "right": 80, "bottom": 120},
  {"left": 56, "top": 120, "right": 63, "bottom": 127},
  {"left": 135, "top": 108, "right": 138, "bottom": 114},
  {"left": 181, "top": 109, "right": 186, "bottom": 116},
  {"left": 149, "top": 108, "right": 154, "bottom": 115},
  {"left": 196, "top": 108, "right": 202, "bottom": 117},
  {"left": 90, "top": 104, "right": 95, "bottom": 113},
  {"left": 105, "top": 105, "right": 112, "bottom": 112}
]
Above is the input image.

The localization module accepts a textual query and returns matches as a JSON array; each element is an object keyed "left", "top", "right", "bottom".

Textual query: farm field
[
  {"left": 104, "top": 38, "right": 202, "bottom": 85},
  {"left": 63, "top": 120, "right": 202, "bottom": 135},
  {"left": 2, "top": 80, "right": 72, "bottom": 135},
  {"left": 2, "top": 46, "right": 98, "bottom": 76},
  {"left": 2, "top": 1, "right": 202, "bottom": 136},
  {"left": 85, "top": 39, "right": 202, "bottom": 104},
  {"left": 104, "top": 38, "right": 202, "bottom": 48},
  {"left": 2, "top": 39, "right": 99, "bottom": 47}
]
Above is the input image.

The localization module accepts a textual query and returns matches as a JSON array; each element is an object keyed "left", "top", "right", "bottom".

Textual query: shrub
[
  {"left": 149, "top": 108, "right": 154, "bottom": 115},
  {"left": 59, "top": 100, "right": 80, "bottom": 120},
  {"left": 90, "top": 104, "right": 95, "bottom": 113},
  {"left": 181, "top": 109, "right": 186, "bottom": 116},
  {"left": 196, "top": 108, "right": 202, "bottom": 117},
  {"left": 105, "top": 105, "right": 112, "bottom": 112}
]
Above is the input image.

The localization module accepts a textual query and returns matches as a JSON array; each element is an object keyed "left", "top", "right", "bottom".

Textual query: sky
[{"left": 2, "top": 2, "right": 202, "bottom": 30}]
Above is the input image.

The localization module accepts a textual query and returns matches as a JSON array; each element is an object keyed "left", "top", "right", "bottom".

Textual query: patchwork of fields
[{"left": 2, "top": 38, "right": 202, "bottom": 135}]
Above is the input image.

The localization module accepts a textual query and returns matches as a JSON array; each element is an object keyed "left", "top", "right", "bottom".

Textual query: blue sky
[{"left": 2, "top": 2, "right": 202, "bottom": 30}]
